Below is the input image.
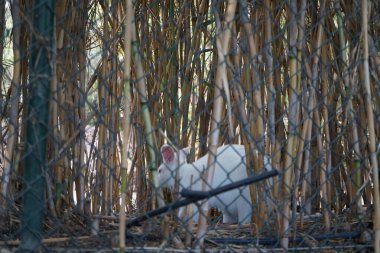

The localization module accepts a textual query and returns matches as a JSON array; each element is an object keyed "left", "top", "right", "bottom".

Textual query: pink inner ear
[{"left": 162, "top": 146, "right": 175, "bottom": 163}]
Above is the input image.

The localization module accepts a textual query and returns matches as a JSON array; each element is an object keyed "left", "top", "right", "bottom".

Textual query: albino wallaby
[{"left": 158, "top": 144, "right": 273, "bottom": 224}]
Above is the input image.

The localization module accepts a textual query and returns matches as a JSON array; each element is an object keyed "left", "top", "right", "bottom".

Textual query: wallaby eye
[{"left": 158, "top": 168, "right": 162, "bottom": 174}]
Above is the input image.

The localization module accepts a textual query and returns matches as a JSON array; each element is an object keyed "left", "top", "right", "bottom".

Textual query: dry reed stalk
[
  {"left": 88, "top": 1, "right": 132, "bottom": 215},
  {"left": 57, "top": 81, "right": 71, "bottom": 209},
  {"left": 1, "top": 0, "right": 21, "bottom": 208},
  {"left": 299, "top": 113, "right": 313, "bottom": 229},
  {"left": 77, "top": 0, "right": 88, "bottom": 214},
  {"left": 299, "top": 60, "right": 314, "bottom": 217},
  {"left": 179, "top": 1, "right": 197, "bottom": 148},
  {"left": 119, "top": 0, "right": 134, "bottom": 249},
  {"left": 328, "top": 86, "right": 344, "bottom": 212},
  {"left": 320, "top": 45, "right": 333, "bottom": 214},
  {"left": 314, "top": 98, "right": 330, "bottom": 230},
  {"left": 335, "top": 1, "right": 363, "bottom": 214},
  {"left": 46, "top": 0, "right": 61, "bottom": 217},
  {"left": 361, "top": 0, "right": 380, "bottom": 251},
  {"left": 293, "top": 74, "right": 310, "bottom": 229},
  {"left": 230, "top": 22, "right": 254, "bottom": 158},
  {"left": 96, "top": 3, "right": 112, "bottom": 214},
  {"left": 198, "top": 83, "right": 213, "bottom": 157},
  {"left": 308, "top": 0, "right": 329, "bottom": 231},
  {"left": 0, "top": 0, "right": 4, "bottom": 175},
  {"left": 65, "top": 64, "right": 79, "bottom": 206},
  {"left": 158, "top": 0, "right": 180, "bottom": 146},
  {"left": 131, "top": 19, "right": 170, "bottom": 242},
  {"left": 50, "top": 0, "right": 68, "bottom": 216},
  {"left": 268, "top": 4, "right": 286, "bottom": 233},
  {"left": 189, "top": 9, "right": 211, "bottom": 152},
  {"left": 134, "top": 124, "right": 147, "bottom": 213},
  {"left": 240, "top": 0, "right": 265, "bottom": 155},
  {"left": 264, "top": 0, "right": 275, "bottom": 157},
  {"left": 368, "top": 38, "right": 380, "bottom": 119},
  {"left": 195, "top": 0, "right": 237, "bottom": 248},
  {"left": 0, "top": 0, "right": 4, "bottom": 97},
  {"left": 239, "top": 0, "right": 267, "bottom": 229},
  {"left": 140, "top": 2, "right": 163, "bottom": 148},
  {"left": 291, "top": 0, "right": 307, "bottom": 234},
  {"left": 367, "top": 50, "right": 380, "bottom": 202},
  {"left": 110, "top": 5, "right": 121, "bottom": 213},
  {"left": 214, "top": 12, "right": 234, "bottom": 141},
  {"left": 281, "top": 0, "right": 300, "bottom": 248},
  {"left": 125, "top": 145, "right": 136, "bottom": 212},
  {"left": 131, "top": 20, "right": 162, "bottom": 208}
]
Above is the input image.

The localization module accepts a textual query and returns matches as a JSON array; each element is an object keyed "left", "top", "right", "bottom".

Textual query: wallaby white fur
[{"left": 158, "top": 144, "right": 273, "bottom": 224}]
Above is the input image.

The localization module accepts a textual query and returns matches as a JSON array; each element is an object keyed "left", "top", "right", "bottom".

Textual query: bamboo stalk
[
  {"left": 239, "top": 0, "right": 265, "bottom": 155},
  {"left": 47, "top": 24, "right": 58, "bottom": 217},
  {"left": 131, "top": 19, "right": 162, "bottom": 208},
  {"left": 308, "top": 0, "right": 329, "bottom": 232},
  {"left": 230, "top": 23, "right": 254, "bottom": 156},
  {"left": 335, "top": 1, "right": 363, "bottom": 213},
  {"left": 281, "top": 0, "right": 300, "bottom": 248},
  {"left": 1, "top": 0, "right": 21, "bottom": 208},
  {"left": 0, "top": 0, "right": 4, "bottom": 99},
  {"left": 361, "top": 1, "right": 380, "bottom": 251},
  {"left": 320, "top": 45, "right": 333, "bottom": 215},
  {"left": 195, "top": 0, "right": 237, "bottom": 248},
  {"left": 299, "top": 109, "right": 313, "bottom": 228},
  {"left": 314, "top": 98, "right": 330, "bottom": 230},
  {"left": 263, "top": 0, "right": 280, "bottom": 225},
  {"left": 264, "top": 0, "right": 275, "bottom": 157},
  {"left": 77, "top": 0, "right": 88, "bottom": 214},
  {"left": 292, "top": 0, "right": 307, "bottom": 236},
  {"left": 49, "top": 0, "right": 65, "bottom": 217},
  {"left": 119, "top": 0, "right": 133, "bottom": 249},
  {"left": 109, "top": 5, "right": 119, "bottom": 214},
  {"left": 0, "top": 0, "right": 4, "bottom": 159},
  {"left": 179, "top": 0, "right": 199, "bottom": 148},
  {"left": 98, "top": 2, "right": 111, "bottom": 215},
  {"left": 239, "top": 0, "right": 266, "bottom": 228}
]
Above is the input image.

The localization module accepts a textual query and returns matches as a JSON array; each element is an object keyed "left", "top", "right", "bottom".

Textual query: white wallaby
[{"left": 158, "top": 144, "right": 273, "bottom": 224}]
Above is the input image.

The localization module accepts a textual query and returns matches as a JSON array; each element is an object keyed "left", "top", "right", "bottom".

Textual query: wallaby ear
[
  {"left": 161, "top": 144, "right": 176, "bottom": 164},
  {"left": 179, "top": 147, "right": 191, "bottom": 163}
]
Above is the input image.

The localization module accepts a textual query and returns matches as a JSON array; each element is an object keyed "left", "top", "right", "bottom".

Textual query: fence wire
[{"left": 0, "top": 0, "right": 379, "bottom": 252}]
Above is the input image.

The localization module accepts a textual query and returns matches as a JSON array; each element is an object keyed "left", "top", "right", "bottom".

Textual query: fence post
[{"left": 19, "top": 0, "right": 55, "bottom": 251}]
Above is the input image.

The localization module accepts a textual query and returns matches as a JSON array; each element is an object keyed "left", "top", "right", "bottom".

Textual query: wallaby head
[{"left": 158, "top": 144, "right": 190, "bottom": 188}]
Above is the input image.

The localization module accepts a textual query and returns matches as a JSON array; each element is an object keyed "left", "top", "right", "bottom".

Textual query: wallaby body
[{"left": 158, "top": 144, "right": 271, "bottom": 224}]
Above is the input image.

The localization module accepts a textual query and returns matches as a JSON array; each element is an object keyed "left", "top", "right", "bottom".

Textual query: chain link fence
[{"left": 0, "top": 0, "right": 379, "bottom": 251}]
